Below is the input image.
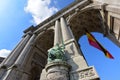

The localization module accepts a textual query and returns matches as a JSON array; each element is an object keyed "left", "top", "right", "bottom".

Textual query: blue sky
[
  {"left": 79, "top": 33, "right": 120, "bottom": 80},
  {"left": 0, "top": 0, "right": 120, "bottom": 80}
]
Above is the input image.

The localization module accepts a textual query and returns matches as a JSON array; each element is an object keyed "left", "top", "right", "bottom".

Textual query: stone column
[
  {"left": 54, "top": 20, "right": 62, "bottom": 46},
  {"left": 59, "top": 17, "right": 99, "bottom": 80},
  {"left": 0, "top": 68, "right": 6, "bottom": 79},
  {"left": 14, "top": 33, "right": 36, "bottom": 67},
  {"left": 3, "top": 31, "right": 32, "bottom": 67},
  {"left": 0, "top": 38, "right": 25, "bottom": 79},
  {"left": 0, "top": 38, "right": 24, "bottom": 67},
  {"left": 1, "top": 33, "right": 36, "bottom": 80},
  {"left": 0, "top": 31, "right": 32, "bottom": 79},
  {"left": 45, "top": 19, "right": 71, "bottom": 80},
  {"left": 60, "top": 17, "right": 73, "bottom": 41}
]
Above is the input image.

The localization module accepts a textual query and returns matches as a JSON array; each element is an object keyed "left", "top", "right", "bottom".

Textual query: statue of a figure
[{"left": 47, "top": 43, "right": 65, "bottom": 63}]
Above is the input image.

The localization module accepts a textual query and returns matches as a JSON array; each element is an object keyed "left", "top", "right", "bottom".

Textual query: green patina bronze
[{"left": 47, "top": 43, "right": 66, "bottom": 63}]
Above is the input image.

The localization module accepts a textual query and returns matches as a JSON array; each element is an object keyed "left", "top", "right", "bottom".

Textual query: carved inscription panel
[{"left": 71, "top": 66, "right": 99, "bottom": 80}]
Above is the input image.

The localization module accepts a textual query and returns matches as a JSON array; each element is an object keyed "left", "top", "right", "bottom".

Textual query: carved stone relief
[{"left": 71, "top": 66, "right": 99, "bottom": 80}]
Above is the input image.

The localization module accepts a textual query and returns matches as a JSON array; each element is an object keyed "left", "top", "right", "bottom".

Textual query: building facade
[{"left": 0, "top": 0, "right": 120, "bottom": 80}]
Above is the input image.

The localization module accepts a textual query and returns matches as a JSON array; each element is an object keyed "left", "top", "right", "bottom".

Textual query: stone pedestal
[
  {"left": 45, "top": 61, "right": 71, "bottom": 80},
  {"left": 70, "top": 66, "right": 100, "bottom": 80}
]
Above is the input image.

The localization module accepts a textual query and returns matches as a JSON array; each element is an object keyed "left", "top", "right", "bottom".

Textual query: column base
[
  {"left": 70, "top": 66, "right": 100, "bottom": 80},
  {"left": 45, "top": 61, "right": 71, "bottom": 80}
]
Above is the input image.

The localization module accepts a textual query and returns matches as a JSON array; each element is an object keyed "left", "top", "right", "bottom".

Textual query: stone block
[
  {"left": 70, "top": 66, "right": 100, "bottom": 80},
  {"left": 67, "top": 56, "right": 88, "bottom": 71}
]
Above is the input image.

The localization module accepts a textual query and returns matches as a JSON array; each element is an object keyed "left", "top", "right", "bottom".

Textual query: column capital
[
  {"left": 22, "top": 25, "right": 36, "bottom": 38},
  {"left": 22, "top": 31, "right": 33, "bottom": 38}
]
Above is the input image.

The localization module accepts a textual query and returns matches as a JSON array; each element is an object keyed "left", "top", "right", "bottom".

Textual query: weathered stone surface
[
  {"left": 1, "top": 0, "right": 120, "bottom": 80},
  {"left": 70, "top": 66, "right": 100, "bottom": 80},
  {"left": 94, "top": 0, "right": 120, "bottom": 5},
  {"left": 46, "top": 61, "right": 71, "bottom": 80}
]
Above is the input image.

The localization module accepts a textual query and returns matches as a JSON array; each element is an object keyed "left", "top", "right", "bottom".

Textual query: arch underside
[
  {"left": 69, "top": 9, "right": 104, "bottom": 41},
  {"left": 69, "top": 8, "right": 120, "bottom": 47},
  {"left": 35, "top": 9, "right": 105, "bottom": 53}
]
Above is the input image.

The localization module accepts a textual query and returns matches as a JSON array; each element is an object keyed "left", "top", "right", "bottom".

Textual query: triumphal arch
[{"left": 0, "top": 0, "right": 120, "bottom": 80}]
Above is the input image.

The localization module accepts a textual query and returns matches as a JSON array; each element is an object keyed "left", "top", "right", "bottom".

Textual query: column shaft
[
  {"left": 3, "top": 33, "right": 32, "bottom": 67},
  {"left": 54, "top": 20, "right": 62, "bottom": 45},
  {"left": 60, "top": 17, "right": 73, "bottom": 41},
  {"left": 0, "top": 38, "right": 24, "bottom": 67},
  {"left": 14, "top": 34, "right": 36, "bottom": 67}
]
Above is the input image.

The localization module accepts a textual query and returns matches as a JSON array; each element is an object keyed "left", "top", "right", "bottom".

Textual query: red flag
[{"left": 86, "top": 31, "right": 114, "bottom": 59}]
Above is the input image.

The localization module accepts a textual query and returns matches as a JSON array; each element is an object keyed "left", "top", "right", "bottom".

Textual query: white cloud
[
  {"left": 24, "top": 0, "right": 58, "bottom": 24},
  {"left": 0, "top": 49, "right": 11, "bottom": 58}
]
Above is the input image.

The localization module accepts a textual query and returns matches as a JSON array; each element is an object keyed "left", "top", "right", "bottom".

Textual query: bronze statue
[{"left": 47, "top": 43, "right": 65, "bottom": 63}]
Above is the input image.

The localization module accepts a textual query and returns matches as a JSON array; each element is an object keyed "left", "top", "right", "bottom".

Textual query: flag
[{"left": 86, "top": 30, "right": 114, "bottom": 59}]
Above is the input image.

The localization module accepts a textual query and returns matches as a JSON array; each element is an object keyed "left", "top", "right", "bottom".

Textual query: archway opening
[{"left": 29, "top": 29, "right": 54, "bottom": 80}]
